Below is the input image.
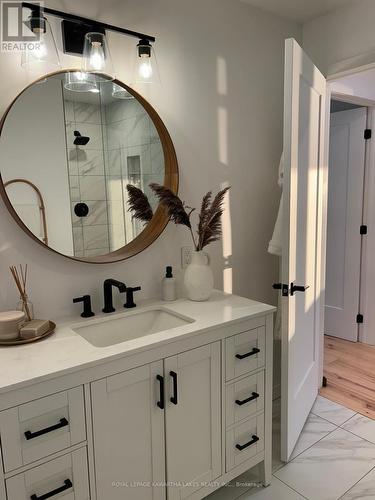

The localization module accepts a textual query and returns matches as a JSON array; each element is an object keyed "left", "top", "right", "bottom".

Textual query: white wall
[
  {"left": 0, "top": 0, "right": 301, "bottom": 320},
  {"left": 303, "top": 0, "right": 375, "bottom": 76},
  {"left": 0, "top": 78, "right": 74, "bottom": 255}
]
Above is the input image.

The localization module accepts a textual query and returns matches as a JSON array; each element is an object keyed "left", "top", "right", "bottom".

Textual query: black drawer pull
[
  {"left": 235, "top": 392, "right": 259, "bottom": 406},
  {"left": 170, "top": 371, "right": 178, "bottom": 405},
  {"left": 30, "top": 479, "right": 72, "bottom": 500},
  {"left": 156, "top": 375, "right": 165, "bottom": 410},
  {"left": 235, "top": 347, "right": 260, "bottom": 360},
  {"left": 235, "top": 435, "right": 259, "bottom": 451},
  {"left": 24, "top": 417, "right": 69, "bottom": 441}
]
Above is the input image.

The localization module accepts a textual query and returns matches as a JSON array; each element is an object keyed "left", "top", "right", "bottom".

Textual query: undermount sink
[{"left": 72, "top": 307, "right": 195, "bottom": 348}]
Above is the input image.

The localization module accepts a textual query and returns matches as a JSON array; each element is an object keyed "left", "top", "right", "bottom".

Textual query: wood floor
[{"left": 320, "top": 335, "right": 375, "bottom": 419}]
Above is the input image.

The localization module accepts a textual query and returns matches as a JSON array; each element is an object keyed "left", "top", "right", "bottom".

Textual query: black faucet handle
[
  {"left": 73, "top": 295, "right": 95, "bottom": 318},
  {"left": 124, "top": 286, "right": 141, "bottom": 309}
]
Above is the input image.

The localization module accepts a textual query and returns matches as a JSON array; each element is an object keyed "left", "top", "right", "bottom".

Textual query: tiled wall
[
  {"left": 62, "top": 90, "right": 165, "bottom": 258},
  {"left": 103, "top": 98, "right": 164, "bottom": 250},
  {"left": 63, "top": 93, "right": 110, "bottom": 257}
]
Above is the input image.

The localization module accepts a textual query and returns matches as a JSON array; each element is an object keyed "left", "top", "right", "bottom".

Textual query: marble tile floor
[{"left": 208, "top": 396, "right": 375, "bottom": 500}]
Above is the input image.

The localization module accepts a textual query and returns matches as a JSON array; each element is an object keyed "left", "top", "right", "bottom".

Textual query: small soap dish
[{"left": 0, "top": 321, "right": 56, "bottom": 346}]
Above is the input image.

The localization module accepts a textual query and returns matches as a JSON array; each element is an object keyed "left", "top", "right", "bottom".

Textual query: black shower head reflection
[{"left": 73, "top": 130, "right": 90, "bottom": 146}]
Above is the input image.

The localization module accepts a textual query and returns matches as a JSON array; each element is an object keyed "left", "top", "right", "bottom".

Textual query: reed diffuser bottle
[
  {"left": 16, "top": 294, "right": 34, "bottom": 320},
  {"left": 10, "top": 264, "right": 33, "bottom": 321}
]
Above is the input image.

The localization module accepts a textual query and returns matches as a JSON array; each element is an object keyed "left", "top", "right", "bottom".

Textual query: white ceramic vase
[{"left": 184, "top": 251, "right": 214, "bottom": 301}]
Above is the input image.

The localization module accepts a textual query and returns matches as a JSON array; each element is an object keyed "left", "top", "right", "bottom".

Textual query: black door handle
[
  {"left": 156, "top": 375, "right": 165, "bottom": 409},
  {"left": 235, "top": 392, "right": 259, "bottom": 406},
  {"left": 170, "top": 371, "right": 178, "bottom": 405},
  {"left": 235, "top": 347, "right": 260, "bottom": 360},
  {"left": 290, "top": 283, "right": 309, "bottom": 296},
  {"left": 235, "top": 435, "right": 259, "bottom": 451},
  {"left": 30, "top": 479, "right": 72, "bottom": 500},
  {"left": 24, "top": 418, "right": 69, "bottom": 441}
]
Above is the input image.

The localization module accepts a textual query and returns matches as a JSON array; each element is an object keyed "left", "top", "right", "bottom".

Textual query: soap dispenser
[{"left": 162, "top": 266, "right": 177, "bottom": 301}]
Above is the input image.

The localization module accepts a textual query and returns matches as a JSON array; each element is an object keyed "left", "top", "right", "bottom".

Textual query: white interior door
[
  {"left": 281, "top": 39, "right": 326, "bottom": 462},
  {"left": 325, "top": 107, "right": 366, "bottom": 342}
]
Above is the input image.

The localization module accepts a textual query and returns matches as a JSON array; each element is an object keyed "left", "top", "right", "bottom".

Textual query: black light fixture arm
[{"left": 21, "top": 2, "right": 156, "bottom": 42}]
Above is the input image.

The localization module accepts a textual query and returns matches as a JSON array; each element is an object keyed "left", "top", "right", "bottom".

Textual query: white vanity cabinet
[
  {"left": 91, "top": 362, "right": 166, "bottom": 500},
  {"left": 91, "top": 342, "right": 221, "bottom": 500},
  {"left": 0, "top": 295, "right": 274, "bottom": 500}
]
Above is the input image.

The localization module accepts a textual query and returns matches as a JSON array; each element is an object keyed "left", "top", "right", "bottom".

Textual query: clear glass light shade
[
  {"left": 20, "top": 17, "right": 60, "bottom": 72},
  {"left": 64, "top": 72, "right": 99, "bottom": 93},
  {"left": 133, "top": 42, "right": 160, "bottom": 84},
  {"left": 82, "top": 32, "right": 115, "bottom": 82},
  {"left": 111, "top": 83, "right": 134, "bottom": 99}
]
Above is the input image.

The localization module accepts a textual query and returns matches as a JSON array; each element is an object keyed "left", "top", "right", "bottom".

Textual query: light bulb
[
  {"left": 139, "top": 56, "right": 153, "bottom": 80},
  {"left": 82, "top": 32, "right": 115, "bottom": 81},
  {"left": 89, "top": 41, "right": 105, "bottom": 71},
  {"left": 133, "top": 39, "right": 160, "bottom": 84}
]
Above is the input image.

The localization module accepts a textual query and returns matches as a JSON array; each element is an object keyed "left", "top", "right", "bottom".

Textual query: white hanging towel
[
  {"left": 268, "top": 153, "right": 283, "bottom": 256},
  {"left": 268, "top": 153, "right": 284, "bottom": 341}
]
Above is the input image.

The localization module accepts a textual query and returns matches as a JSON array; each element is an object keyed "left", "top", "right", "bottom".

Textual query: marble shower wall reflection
[{"left": 62, "top": 87, "right": 164, "bottom": 258}]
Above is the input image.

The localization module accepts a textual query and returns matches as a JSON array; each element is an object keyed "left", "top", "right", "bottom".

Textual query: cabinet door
[
  {"left": 91, "top": 361, "right": 165, "bottom": 500},
  {"left": 165, "top": 342, "right": 221, "bottom": 500}
]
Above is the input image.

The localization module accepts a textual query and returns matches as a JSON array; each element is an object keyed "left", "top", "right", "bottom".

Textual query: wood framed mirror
[{"left": 0, "top": 70, "right": 178, "bottom": 263}]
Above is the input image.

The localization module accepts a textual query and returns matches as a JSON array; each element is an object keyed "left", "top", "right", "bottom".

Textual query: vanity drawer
[
  {"left": 225, "top": 371, "right": 264, "bottom": 427},
  {"left": 0, "top": 387, "right": 86, "bottom": 472},
  {"left": 6, "top": 447, "right": 89, "bottom": 500},
  {"left": 225, "top": 327, "right": 265, "bottom": 381},
  {"left": 226, "top": 415, "right": 264, "bottom": 472}
]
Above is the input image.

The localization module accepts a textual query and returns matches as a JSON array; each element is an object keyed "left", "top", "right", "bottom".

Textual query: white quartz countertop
[{"left": 0, "top": 291, "right": 275, "bottom": 395}]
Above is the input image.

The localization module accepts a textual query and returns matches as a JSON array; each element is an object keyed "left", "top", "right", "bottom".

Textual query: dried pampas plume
[
  {"left": 197, "top": 187, "right": 229, "bottom": 250},
  {"left": 126, "top": 185, "right": 153, "bottom": 223},
  {"left": 127, "top": 182, "right": 230, "bottom": 251}
]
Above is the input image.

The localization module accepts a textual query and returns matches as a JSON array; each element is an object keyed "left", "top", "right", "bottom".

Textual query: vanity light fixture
[
  {"left": 133, "top": 39, "right": 160, "bottom": 84},
  {"left": 20, "top": 6, "right": 60, "bottom": 72},
  {"left": 21, "top": 2, "right": 158, "bottom": 86},
  {"left": 82, "top": 32, "right": 114, "bottom": 82}
]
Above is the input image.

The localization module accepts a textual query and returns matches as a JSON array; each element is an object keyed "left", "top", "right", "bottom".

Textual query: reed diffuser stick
[{"left": 9, "top": 265, "right": 32, "bottom": 321}]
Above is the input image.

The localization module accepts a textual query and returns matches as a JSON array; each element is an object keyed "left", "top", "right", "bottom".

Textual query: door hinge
[
  {"left": 357, "top": 314, "right": 364, "bottom": 324},
  {"left": 360, "top": 225, "right": 368, "bottom": 235},
  {"left": 364, "top": 129, "right": 372, "bottom": 140},
  {"left": 322, "top": 376, "right": 327, "bottom": 388}
]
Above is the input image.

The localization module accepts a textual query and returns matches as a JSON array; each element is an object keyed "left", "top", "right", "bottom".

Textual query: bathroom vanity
[{"left": 0, "top": 292, "right": 274, "bottom": 500}]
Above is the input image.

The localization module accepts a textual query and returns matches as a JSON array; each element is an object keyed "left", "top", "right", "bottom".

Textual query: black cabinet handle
[
  {"left": 156, "top": 375, "right": 165, "bottom": 410},
  {"left": 235, "top": 347, "right": 260, "bottom": 360},
  {"left": 235, "top": 392, "right": 259, "bottom": 406},
  {"left": 235, "top": 435, "right": 259, "bottom": 451},
  {"left": 30, "top": 479, "right": 72, "bottom": 500},
  {"left": 170, "top": 371, "right": 178, "bottom": 405},
  {"left": 24, "top": 417, "right": 69, "bottom": 441}
]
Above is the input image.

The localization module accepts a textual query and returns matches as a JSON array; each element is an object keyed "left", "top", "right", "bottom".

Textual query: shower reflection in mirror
[{"left": 0, "top": 72, "right": 165, "bottom": 259}]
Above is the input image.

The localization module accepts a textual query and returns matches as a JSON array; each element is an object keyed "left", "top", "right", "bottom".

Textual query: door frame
[{"left": 318, "top": 67, "right": 375, "bottom": 383}]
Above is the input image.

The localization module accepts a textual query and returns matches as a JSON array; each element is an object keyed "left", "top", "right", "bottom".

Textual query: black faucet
[
  {"left": 124, "top": 286, "right": 142, "bottom": 308},
  {"left": 102, "top": 279, "right": 126, "bottom": 313},
  {"left": 73, "top": 295, "right": 95, "bottom": 318}
]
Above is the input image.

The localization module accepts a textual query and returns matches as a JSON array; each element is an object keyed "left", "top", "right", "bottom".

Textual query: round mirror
[{"left": 0, "top": 71, "right": 178, "bottom": 263}]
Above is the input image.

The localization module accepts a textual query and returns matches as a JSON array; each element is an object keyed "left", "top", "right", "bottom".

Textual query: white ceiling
[{"left": 241, "top": 0, "right": 355, "bottom": 23}]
